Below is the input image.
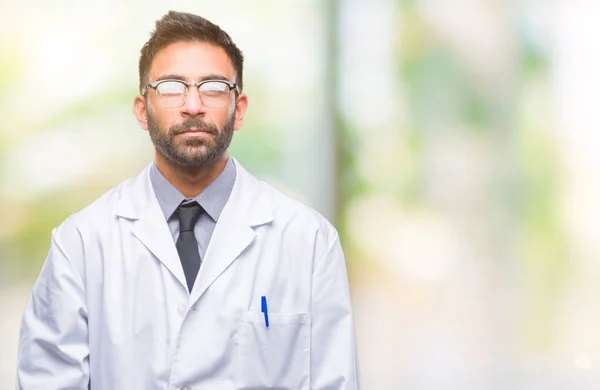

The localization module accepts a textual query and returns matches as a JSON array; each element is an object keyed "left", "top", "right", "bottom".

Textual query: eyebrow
[{"left": 155, "top": 74, "right": 232, "bottom": 83}]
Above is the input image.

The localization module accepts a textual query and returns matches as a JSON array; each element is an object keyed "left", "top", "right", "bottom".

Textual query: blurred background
[{"left": 1, "top": 0, "right": 599, "bottom": 388}]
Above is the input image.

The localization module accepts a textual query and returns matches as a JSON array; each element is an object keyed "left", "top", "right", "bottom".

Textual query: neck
[{"left": 154, "top": 151, "right": 229, "bottom": 198}]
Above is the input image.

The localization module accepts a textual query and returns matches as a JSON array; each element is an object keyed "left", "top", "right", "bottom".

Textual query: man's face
[
  {"left": 136, "top": 41, "right": 246, "bottom": 167},
  {"left": 146, "top": 101, "right": 235, "bottom": 168}
]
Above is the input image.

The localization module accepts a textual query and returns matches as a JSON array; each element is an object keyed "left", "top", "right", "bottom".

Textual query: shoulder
[
  {"left": 62, "top": 176, "right": 135, "bottom": 229},
  {"left": 52, "top": 175, "right": 137, "bottom": 252},
  {"left": 44, "top": 174, "right": 138, "bottom": 280},
  {"left": 258, "top": 179, "right": 339, "bottom": 242},
  {"left": 252, "top": 179, "right": 344, "bottom": 272},
  {"left": 233, "top": 159, "right": 339, "bottom": 242}
]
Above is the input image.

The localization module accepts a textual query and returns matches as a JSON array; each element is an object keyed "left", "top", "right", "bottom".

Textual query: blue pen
[{"left": 261, "top": 296, "right": 269, "bottom": 328}]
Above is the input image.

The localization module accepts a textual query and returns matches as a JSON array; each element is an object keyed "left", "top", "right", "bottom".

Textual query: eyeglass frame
[{"left": 141, "top": 78, "right": 240, "bottom": 109}]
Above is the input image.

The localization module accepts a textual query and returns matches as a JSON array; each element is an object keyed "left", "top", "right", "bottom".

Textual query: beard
[{"left": 147, "top": 111, "right": 235, "bottom": 168}]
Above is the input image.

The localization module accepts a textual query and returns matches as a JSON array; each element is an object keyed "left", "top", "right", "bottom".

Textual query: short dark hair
[{"left": 138, "top": 10, "right": 244, "bottom": 93}]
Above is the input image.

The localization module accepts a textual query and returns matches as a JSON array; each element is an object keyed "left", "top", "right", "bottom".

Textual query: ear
[
  {"left": 233, "top": 93, "right": 248, "bottom": 131},
  {"left": 133, "top": 95, "right": 149, "bottom": 131}
]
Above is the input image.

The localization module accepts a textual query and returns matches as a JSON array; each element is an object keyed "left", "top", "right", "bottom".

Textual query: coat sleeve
[
  {"left": 16, "top": 227, "right": 90, "bottom": 389},
  {"left": 310, "top": 233, "right": 361, "bottom": 389}
]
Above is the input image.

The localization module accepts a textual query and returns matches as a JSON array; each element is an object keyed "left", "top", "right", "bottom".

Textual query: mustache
[{"left": 169, "top": 119, "right": 218, "bottom": 136}]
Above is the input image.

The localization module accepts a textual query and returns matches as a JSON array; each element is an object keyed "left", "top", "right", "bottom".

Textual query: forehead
[{"left": 149, "top": 41, "right": 235, "bottom": 81}]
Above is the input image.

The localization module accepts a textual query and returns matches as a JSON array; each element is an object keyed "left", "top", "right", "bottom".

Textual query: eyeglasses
[{"left": 142, "top": 79, "right": 238, "bottom": 109}]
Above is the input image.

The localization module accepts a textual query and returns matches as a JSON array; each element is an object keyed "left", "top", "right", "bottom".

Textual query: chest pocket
[{"left": 236, "top": 310, "right": 311, "bottom": 390}]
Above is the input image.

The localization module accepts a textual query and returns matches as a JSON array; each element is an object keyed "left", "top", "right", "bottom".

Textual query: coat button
[
  {"left": 177, "top": 304, "right": 187, "bottom": 317},
  {"left": 180, "top": 385, "right": 192, "bottom": 390}
]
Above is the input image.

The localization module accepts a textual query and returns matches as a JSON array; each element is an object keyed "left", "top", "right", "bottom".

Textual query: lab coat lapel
[
  {"left": 116, "top": 164, "right": 188, "bottom": 290},
  {"left": 190, "top": 158, "right": 273, "bottom": 305}
]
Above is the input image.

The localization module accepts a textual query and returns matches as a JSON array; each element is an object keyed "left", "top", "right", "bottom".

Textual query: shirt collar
[{"left": 150, "top": 157, "right": 236, "bottom": 222}]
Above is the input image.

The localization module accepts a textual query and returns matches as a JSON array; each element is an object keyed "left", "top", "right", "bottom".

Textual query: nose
[{"left": 181, "top": 85, "right": 206, "bottom": 117}]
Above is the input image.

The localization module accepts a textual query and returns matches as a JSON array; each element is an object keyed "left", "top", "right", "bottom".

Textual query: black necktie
[{"left": 176, "top": 201, "right": 203, "bottom": 292}]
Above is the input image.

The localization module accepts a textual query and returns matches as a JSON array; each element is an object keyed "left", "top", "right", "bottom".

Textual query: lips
[
  {"left": 178, "top": 127, "right": 215, "bottom": 136},
  {"left": 183, "top": 127, "right": 208, "bottom": 133},
  {"left": 171, "top": 120, "right": 218, "bottom": 136}
]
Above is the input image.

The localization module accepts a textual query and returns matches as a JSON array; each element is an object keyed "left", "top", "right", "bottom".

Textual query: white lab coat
[{"left": 17, "top": 158, "right": 360, "bottom": 390}]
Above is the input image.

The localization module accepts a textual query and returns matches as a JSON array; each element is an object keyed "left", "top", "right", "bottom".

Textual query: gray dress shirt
[{"left": 149, "top": 157, "right": 236, "bottom": 260}]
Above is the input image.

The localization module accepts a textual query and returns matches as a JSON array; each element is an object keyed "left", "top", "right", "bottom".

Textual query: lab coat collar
[{"left": 115, "top": 157, "right": 274, "bottom": 297}]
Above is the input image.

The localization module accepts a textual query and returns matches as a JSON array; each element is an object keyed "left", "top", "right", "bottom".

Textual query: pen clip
[{"left": 261, "top": 296, "right": 269, "bottom": 328}]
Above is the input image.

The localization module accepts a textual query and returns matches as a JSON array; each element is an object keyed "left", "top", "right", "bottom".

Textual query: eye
[
  {"left": 157, "top": 81, "right": 186, "bottom": 95},
  {"left": 199, "top": 81, "right": 228, "bottom": 95}
]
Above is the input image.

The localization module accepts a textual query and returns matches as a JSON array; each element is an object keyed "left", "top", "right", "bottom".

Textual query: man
[{"left": 17, "top": 10, "right": 360, "bottom": 390}]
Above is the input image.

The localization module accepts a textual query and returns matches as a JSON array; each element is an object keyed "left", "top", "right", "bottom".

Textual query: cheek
[
  {"left": 208, "top": 110, "right": 232, "bottom": 129},
  {"left": 149, "top": 106, "right": 178, "bottom": 130}
]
